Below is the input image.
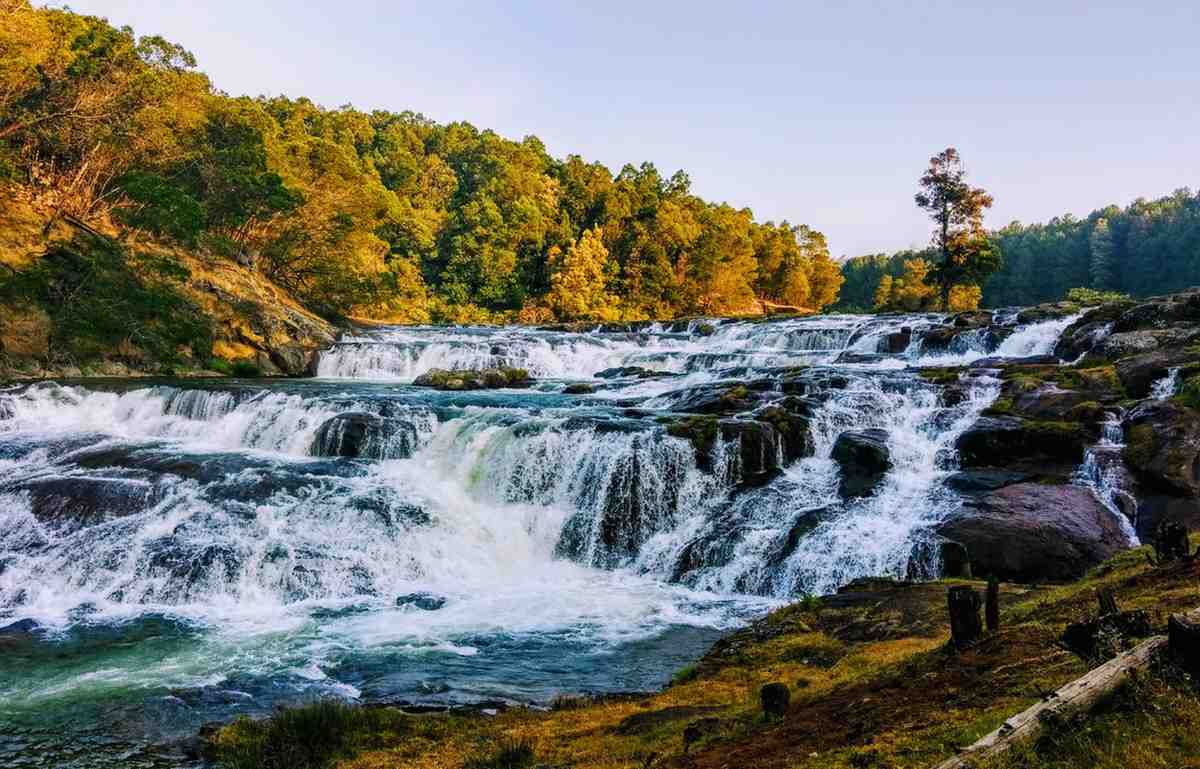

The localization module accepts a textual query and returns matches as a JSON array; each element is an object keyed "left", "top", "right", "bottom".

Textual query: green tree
[
  {"left": 914, "top": 148, "right": 1001, "bottom": 307},
  {"left": 545, "top": 226, "right": 619, "bottom": 320}
]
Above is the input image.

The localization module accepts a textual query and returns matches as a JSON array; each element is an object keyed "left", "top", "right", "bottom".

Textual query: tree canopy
[{"left": 0, "top": 0, "right": 841, "bottom": 322}]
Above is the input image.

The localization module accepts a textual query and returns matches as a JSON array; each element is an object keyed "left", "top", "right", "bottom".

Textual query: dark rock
[
  {"left": 935, "top": 483, "right": 1131, "bottom": 582},
  {"left": 831, "top": 429, "right": 891, "bottom": 499},
  {"left": 563, "top": 383, "right": 595, "bottom": 395},
  {"left": 952, "top": 310, "right": 994, "bottom": 328},
  {"left": 720, "top": 419, "right": 785, "bottom": 488},
  {"left": 956, "top": 416, "right": 1092, "bottom": 473},
  {"left": 939, "top": 541, "right": 971, "bottom": 578},
  {"left": 970, "top": 354, "right": 1059, "bottom": 368},
  {"left": 395, "top": 592, "right": 446, "bottom": 611},
  {"left": 310, "top": 412, "right": 420, "bottom": 460},
  {"left": 1123, "top": 400, "right": 1200, "bottom": 497},
  {"left": 3, "top": 473, "right": 161, "bottom": 532},
  {"left": 1135, "top": 496, "right": 1200, "bottom": 541},
  {"left": 666, "top": 381, "right": 767, "bottom": 415},
  {"left": 944, "top": 470, "right": 1031, "bottom": 493},
  {"left": 882, "top": 330, "right": 911, "bottom": 353},
  {"left": 269, "top": 345, "right": 312, "bottom": 377},
  {"left": 595, "top": 366, "right": 673, "bottom": 379},
  {"left": 760, "top": 682, "right": 790, "bottom": 717},
  {"left": 836, "top": 352, "right": 890, "bottom": 365},
  {"left": 751, "top": 405, "right": 813, "bottom": 463},
  {"left": 1010, "top": 385, "right": 1093, "bottom": 420},
  {"left": 919, "top": 325, "right": 960, "bottom": 352},
  {"left": 1017, "top": 303, "right": 1078, "bottom": 324}
]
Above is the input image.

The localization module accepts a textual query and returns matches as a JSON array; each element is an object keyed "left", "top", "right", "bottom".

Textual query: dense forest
[
  {"left": 0, "top": 0, "right": 843, "bottom": 325},
  {"left": 839, "top": 188, "right": 1200, "bottom": 311}
]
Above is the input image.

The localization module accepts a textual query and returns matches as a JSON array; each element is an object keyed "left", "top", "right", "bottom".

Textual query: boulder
[
  {"left": 2, "top": 473, "right": 160, "bottom": 533},
  {"left": 666, "top": 381, "right": 768, "bottom": 415},
  {"left": 395, "top": 592, "right": 446, "bottom": 611},
  {"left": 952, "top": 310, "right": 994, "bottom": 328},
  {"left": 935, "top": 483, "right": 1130, "bottom": 582},
  {"left": 956, "top": 416, "right": 1092, "bottom": 473},
  {"left": 1122, "top": 400, "right": 1200, "bottom": 497},
  {"left": 595, "top": 366, "right": 673, "bottom": 379},
  {"left": 413, "top": 367, "right": 530, "bottom": 390},
  {"left": 751, "top": 404, "right": 813, "bottom": 463},
  {"left": 1115, "top": 351, "right": 1195, "bottom": 399},
  {"left": 944, "top": 470, "right": 1032, "bottom": 493},
  {"left": 882, "top": 329, "right": 912, "bottom": 354},
  {"left": 720, "top": 419, "right": 784, "bottom": 487},
  {"left": 563, "top": 383, "right": 595, "bottom": 395},
  {"left": 268, "top": 345, "right": 312, "bottom": 377},
  {"left": 831, "top": 429, "right": 891, "bottom": 499},
  {"left": 310, "top": 412, "right": 420, "bottom": 460}
]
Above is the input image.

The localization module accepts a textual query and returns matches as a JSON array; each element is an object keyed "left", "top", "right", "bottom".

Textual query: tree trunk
[
  {"left": 934, "top": 636, "right": 1168, "bottom": 769},
  {"left": 948, "top": 585, "right": 982, "bottom": 648},
  {"left": 985, "top": 577, "right": 1000, "bottom": 632},
  {"left": 1169, "top": 608, "right": 1200, "bottom": 676}
]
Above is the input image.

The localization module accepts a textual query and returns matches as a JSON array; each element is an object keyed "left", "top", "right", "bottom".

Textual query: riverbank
[{"left": 209, "top": 536, "right": 1200, "bottom": 769}]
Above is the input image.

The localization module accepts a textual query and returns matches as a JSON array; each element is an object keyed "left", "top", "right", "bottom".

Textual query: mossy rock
[
  {"left": 413, "top": 367, "right": 531, "bottom": 390},
  {"left": 665, "top": 416, "right": 720, "bottom": 468}
]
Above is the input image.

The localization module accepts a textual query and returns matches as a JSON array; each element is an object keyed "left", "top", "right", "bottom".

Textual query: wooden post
[
  {"left": 985, "top": 576, "right": 1000, "bottom": 632},
  {"left": 948, "top": 585, "right": 982, "bottom": 648},
  {"left": 1168, "top": 608, "right": 1200, "bottom": 676},
  {"left": 1153, "top": 521, "right": 1191, "bottom": 564},
  {"left": 1097, "top": 588, "right": 1119, "bottom": 617}
]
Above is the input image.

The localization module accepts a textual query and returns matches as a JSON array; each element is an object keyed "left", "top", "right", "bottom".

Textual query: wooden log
[
  {"left": 1168, "top": 608, "right": 1200, "bottom": 676},
  {"left": 985, "top": 577, "right": 1000, "bottom": 633},
  {"left": 932, "top": 636, "right": 1167, "bottom": 769},
  {"left": 948, "top": 585, "right": 982, "bottom": 648}
]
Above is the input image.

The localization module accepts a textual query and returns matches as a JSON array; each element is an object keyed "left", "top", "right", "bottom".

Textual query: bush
[
  {"left": 0, "top": 234, "right": 212, "bottom": 365},
  {"left": 213, "top": 700, "right": 407, "bottom": 769},
  {"left": 206, "top": 358, "right": 234, "bottom": 375},
  {"left": 231, "top": 360, "right": 261, "bottom": 378},
  {"left": 463, "top": 738, "right": 537, "bottom": 769},
  {"left": 1065, "top": 287, "right": 1131, "bottom": 306}
]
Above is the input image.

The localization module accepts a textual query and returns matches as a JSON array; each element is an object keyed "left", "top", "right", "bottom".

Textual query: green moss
[
  {"left": 918, "top": 367, "right": 961, "bottom": 385},
  {"left": 1066, "top": 401, "right": 1105, "bottom": 422},
  {"left": 983, "top": 398, "right": 1014, "bottom": 416},
  {"left": 1055, "top": 365, "right": 1123, "bottom": 397},
  {"left": 1174, "top": 374, "right": 1200, "bottom": 410},
  {"left": 666, "top": 416, "right": 720, "bottom": 458},
  {"left": 724, "top": 384, "right": 750, "bottom": 401},
  {"left": 1122, "top": 423, "right": 1156, "bottom": 469},
  {"left": 206, "top": 358, "right": 234, "bottom": 375}
]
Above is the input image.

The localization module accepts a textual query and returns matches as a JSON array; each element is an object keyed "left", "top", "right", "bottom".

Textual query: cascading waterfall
[
  {"left": 1073, "top": 413, "right": 1141, "bottom": 545},
  {"left": 0, "top": 311, "right": 1090, "bottom": 768},
  {"left": 1151, "top": 367, "right": 1181, "bottom": 400}
]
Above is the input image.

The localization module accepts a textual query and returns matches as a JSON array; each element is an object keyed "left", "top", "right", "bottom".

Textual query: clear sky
[{"left": 53, "top": 1, "right": 1200, "bottom": 259}]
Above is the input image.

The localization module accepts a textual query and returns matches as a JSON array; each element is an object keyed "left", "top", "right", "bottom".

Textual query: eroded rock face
[
  {"left": 831, "top": 429, "right": 891, "bottom": 499},
  {"left": 936, "top": 483, "right": 1129, "bottom": 582},
  {"left": 1123, "top": 400, "right": 1200, "bottom": 498}
]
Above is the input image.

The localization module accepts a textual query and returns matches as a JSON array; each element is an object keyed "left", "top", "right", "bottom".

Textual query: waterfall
[
  {"left": 1, "top": 311, "right": 1095, "bottom": 767},
  {"left": 1073, "top": 412, "right": 1141, "bottom": 545},
  {"left": 1151, "top": 367, "right": 1181, "bottom": 400}
]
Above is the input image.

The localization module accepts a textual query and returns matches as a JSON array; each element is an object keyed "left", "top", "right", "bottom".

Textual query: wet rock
[
  {"left": 831, "top": 429, "right": 891, "bottom": 499},
  {"left": 563, "top": 383, "right": 595, "bottom": 395},
  {"left": 1010, "top": 385, "right": 1094, "bottom": 420},
  {"left": 269, "top": 345, "right": 312, "bottom": 377},
  {"left": 1017, "top": 302, "right": 1079, "bottom": 324},
  {"left": 939, "top": 541, "right": 971, "bottom": 578},
  {"left": 1123, "top": 400, "right": 1200, "bottom": 497},
  {"left": 1115, "top": 351, "right": 1195, "bottom": 399},
  {"left": 720, "top": 419, "right": 785, "bottom": 488},
  {"left": 310, "top": 412, "right": 420, "bottom": 460},
  {"left": 935, "top": 483, "right": 1130, "bottom": 582},
  {"left": 595, "top": 366, "right": 673, "bottom": 379},
  {"left": 952, "top": 310, "right": 994, "bottom": 328},
  {"left": 413, "top": 367, "right": 530, "bottom": 390},
  {"left": 882, "top": 329, "right": 911, "bottom": 353},
  {"left": 956, "top": 416, "right": 1093, "bottom": 473},
  {"left": 751, "top": 404, "right": 813, "bottom": 463},
  {"left": 3, "top": 473, "right": 161, "bottom": 532},
  {"left": 1135, "top": 496, "right": 1200, "bottom": 541},
  {"left": 943, "top": 470, "right": 1032, "bottom": 493},
  {"left": 395, "top": 592, "right": 446, "bottom": 611},
  {"left": 666, "top": 381, "right": 768, "bottom": 415}
]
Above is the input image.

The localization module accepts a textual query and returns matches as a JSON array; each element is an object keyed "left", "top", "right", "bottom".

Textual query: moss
[
  {"left": 918, "top": 367, "right": 961, "bottom": 385},
  {"left": 1173, "top": 374, "right": 1200, "bottom": 410},
  {"left": 666, "top": 415, "right": 720, "bottom": 459},
  {"left": 1066, "top": 400, "right": 1105, "bottom": 422},
  {"left": 1054, "top": 365, "right": 1124, "bottom": 397},
  {"left": 1122, "top": 423, "right": 1156, "bottom": 469},
  {"left": 724, "top": 384, "right": 750, "bottom": 401},
  {"left": 983, "top": 397, "right": 1014, "bottom": 416}
]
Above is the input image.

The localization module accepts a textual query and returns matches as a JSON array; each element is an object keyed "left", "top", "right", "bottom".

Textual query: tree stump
[
  {"left": 948, "top": 585, "right": 983, "bottom": 648},
  {"left": 985, "top": 576, "right": 1000, "bottom": 632},
  {"left": 1168, "top": 608, "right": 1200, "bottom": 676},
  {"left": 1097, "top": 588, "right": 1119, "bottom": 617},
  {"left": 1153, "top": 521, "right": 1192, "bottom": 564},
  {"left": 760, "top": 682, "right": 790, "bottom": 717}
]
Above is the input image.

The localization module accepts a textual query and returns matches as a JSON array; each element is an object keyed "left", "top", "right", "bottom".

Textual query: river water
[{"left": 0, "top": 313, "right": 1076, "bottom": 767}]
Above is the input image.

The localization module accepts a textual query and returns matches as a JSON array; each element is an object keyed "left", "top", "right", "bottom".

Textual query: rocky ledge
[{"left": 412, "top": 367, "right": 531, "bottom": 390}]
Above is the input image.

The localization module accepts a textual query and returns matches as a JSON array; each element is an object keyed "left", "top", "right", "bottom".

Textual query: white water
[
  {"left": 1073, "top": 413, "right": 1141, "bottom": 545},
  {"left": 0, "top": 311, "right": 1092, "bottom": 755},
  {"left": 1152, "top": 367, "right": 1181, "bottom": 400}
]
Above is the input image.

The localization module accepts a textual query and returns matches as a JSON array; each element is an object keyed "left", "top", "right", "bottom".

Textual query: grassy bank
[{"left": 210, "top": 536, "right": 1200, "bottom": 769}]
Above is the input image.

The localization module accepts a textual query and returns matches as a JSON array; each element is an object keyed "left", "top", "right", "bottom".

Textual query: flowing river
[{"left": 0, "top": 312, "right": 1077, "bottom": 767}]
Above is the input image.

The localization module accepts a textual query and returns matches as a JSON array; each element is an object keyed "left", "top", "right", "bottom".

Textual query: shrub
[
  {"left": 0, "top": 234, "right": 213, "bottom": 365},
  {"left": 213, "top": 700, "right": 407, "bottom": 769},
  {"left": 1065, "top": 287, "right": 1131, "bottom": 306},
  {"left": 231, "top": 360, "right": 261, "bottom": 378},
  {"left": 463, "top": 738, "right": 537, "bottom": 769},
  {"left": 206, "top": 358, "right": 234, "bottom": 375}
]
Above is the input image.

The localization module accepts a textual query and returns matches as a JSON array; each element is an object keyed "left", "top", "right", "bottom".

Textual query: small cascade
[
  {"left": 1073, "top": 412, "right": 1140, "bottom": 545},
  {"left": 1151, "top": 367, "right": 1181, "bottom": 400}
]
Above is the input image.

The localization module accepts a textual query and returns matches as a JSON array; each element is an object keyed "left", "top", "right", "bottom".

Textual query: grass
[
  {"left": 211, "top": 538, "right": 1200, "bottom": 769},
  {"left": 212, "top": 701, "right": 413, "bottom": 769}
]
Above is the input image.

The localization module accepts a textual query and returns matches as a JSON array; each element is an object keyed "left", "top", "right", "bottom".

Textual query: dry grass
[{"left": 209, "top": 538, "right": 1200, "bottom": 769}]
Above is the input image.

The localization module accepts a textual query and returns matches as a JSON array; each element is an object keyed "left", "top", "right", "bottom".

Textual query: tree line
[
  {"left": 0, "top": 0, "right": 843, "bottom": 323},
  {"left": 840, "top": 188, "right": 1200, "bottom": 311}
]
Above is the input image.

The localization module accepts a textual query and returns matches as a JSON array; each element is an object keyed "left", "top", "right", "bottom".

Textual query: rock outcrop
[{"left": 831, "top": 429, "right": 891, "bottom": 499}]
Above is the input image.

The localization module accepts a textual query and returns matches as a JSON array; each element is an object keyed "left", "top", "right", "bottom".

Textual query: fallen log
[{"left": 932, "top": 635, "right": 1167, "bottom": 769}]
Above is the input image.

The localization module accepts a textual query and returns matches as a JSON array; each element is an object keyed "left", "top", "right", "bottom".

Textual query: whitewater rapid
[{"left": 0, "top": 310, "right": 1085, "bottom": 768}]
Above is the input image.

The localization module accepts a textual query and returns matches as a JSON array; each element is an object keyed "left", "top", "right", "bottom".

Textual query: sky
[{"left": 54, "top": 0, "right": 1200, "bottom": 259}]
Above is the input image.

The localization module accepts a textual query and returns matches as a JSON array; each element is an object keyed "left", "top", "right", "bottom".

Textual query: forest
[
  {"left": 0, "top": 0, "right": 843, "bottom": 325},
  {"left": 839, "top": 188, "right": 1200, "bottom": 311}
]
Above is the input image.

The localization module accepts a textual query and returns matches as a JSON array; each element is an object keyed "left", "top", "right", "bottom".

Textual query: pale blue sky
[{"left": 56, "top": 1, "right": 1199, "bottom": 258}]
